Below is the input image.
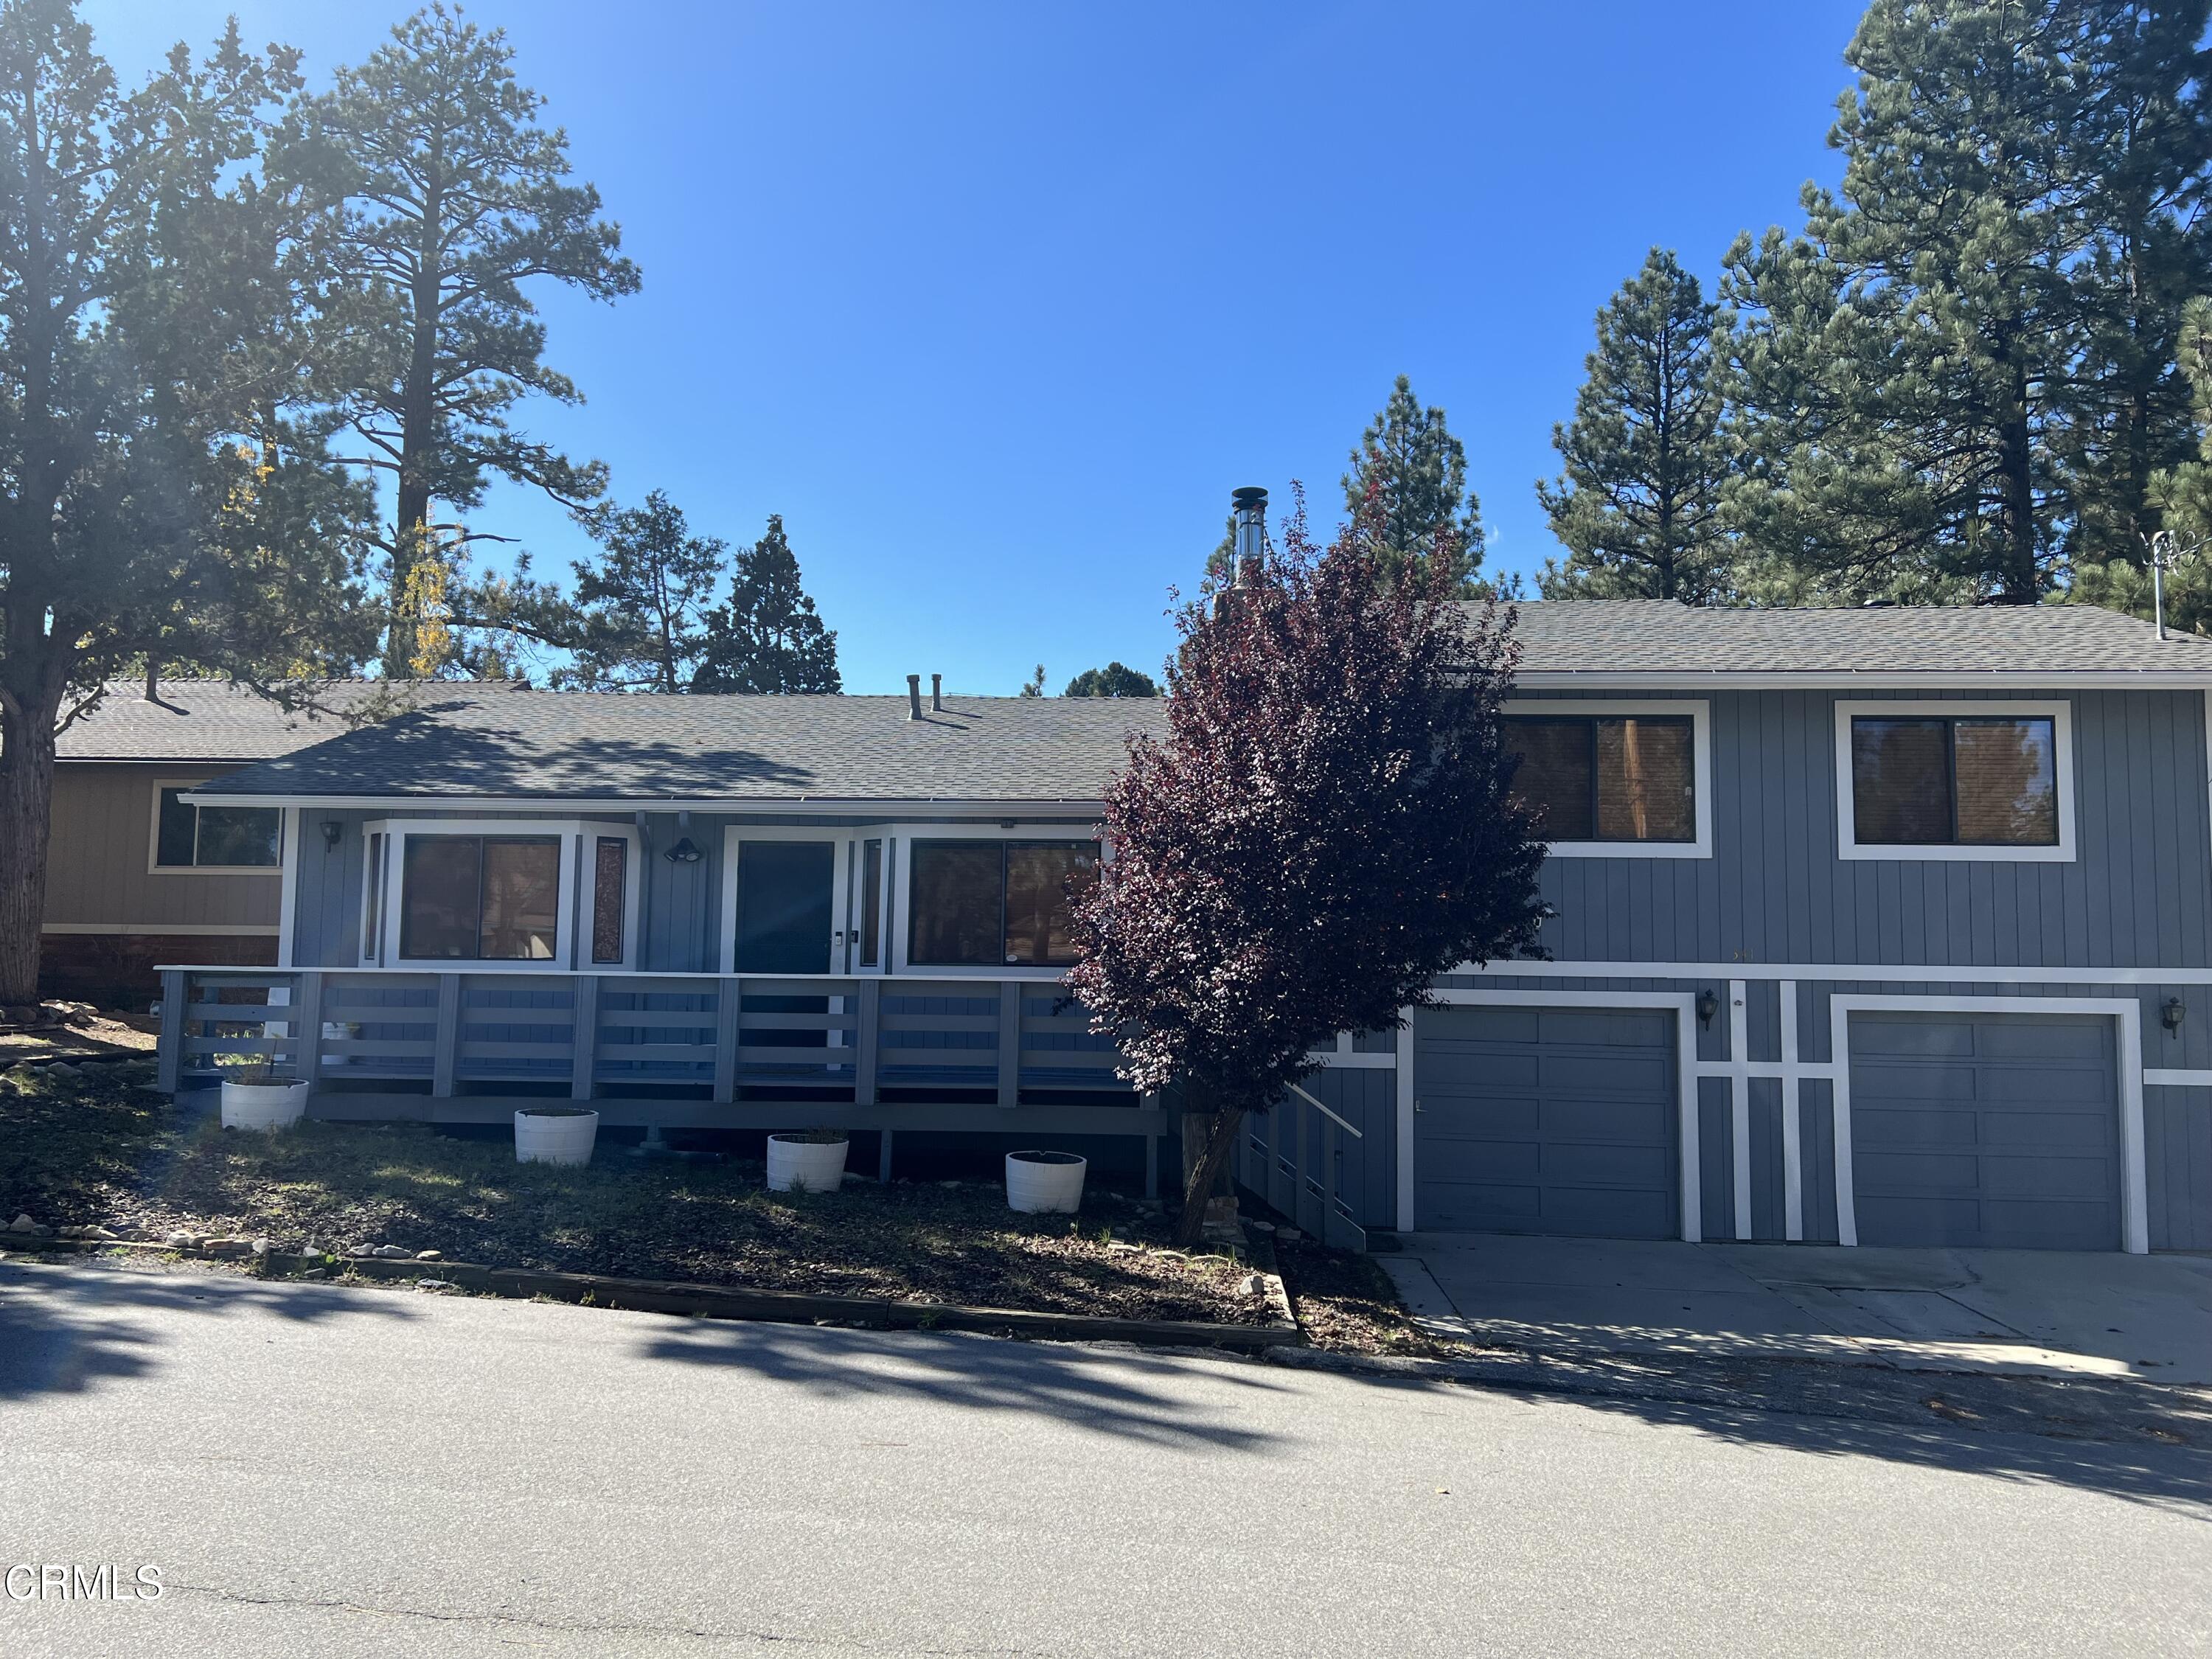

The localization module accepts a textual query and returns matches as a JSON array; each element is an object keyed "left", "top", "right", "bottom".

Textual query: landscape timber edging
[{"left": 0, "top": 1236, "right": 1306, "bottom": 1352}]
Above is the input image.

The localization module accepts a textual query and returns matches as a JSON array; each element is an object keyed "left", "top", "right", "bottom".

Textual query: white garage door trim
[
  {"left": 1830, "top": 995, "right": 2148, "bottom": 1255},
  {"left": 1406, "top": 989, "right": 1701, "bottom": 1241}
]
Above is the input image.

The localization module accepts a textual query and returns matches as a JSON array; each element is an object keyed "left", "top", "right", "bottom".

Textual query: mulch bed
[
  {"left": 1273, "top": 1239, "right": 1495, "bottom": 1360},
  {"left": 0, "top": 1068, "right": 1281, "bottom": 1328}
]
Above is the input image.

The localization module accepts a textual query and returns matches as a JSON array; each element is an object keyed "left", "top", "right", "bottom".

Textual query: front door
[{"left": 733, "top": 838, "right": 841, "bottom": 973}]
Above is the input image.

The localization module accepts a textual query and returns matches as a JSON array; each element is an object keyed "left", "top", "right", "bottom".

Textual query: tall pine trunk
[{"left": 0, "top": 695, "right": 59, "bottom": 1006}]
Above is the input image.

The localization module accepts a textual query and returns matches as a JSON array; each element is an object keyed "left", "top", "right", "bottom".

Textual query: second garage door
[
  {"left": 1848, "top": 1012, "right": 2121, "bottom": 1251},
  {"left": 1413, "top": 1005, "right": 1678, "bottom": 1237}
]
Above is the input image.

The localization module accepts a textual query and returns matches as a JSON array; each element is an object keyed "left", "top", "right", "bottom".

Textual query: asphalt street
[{"left": 1, "top": 1255, "right": 2207, "bottom": 1658}]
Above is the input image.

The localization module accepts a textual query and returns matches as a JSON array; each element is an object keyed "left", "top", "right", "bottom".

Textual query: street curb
[{"left": 0, "top": 1236, "right": 1307, "bottom": 1353}]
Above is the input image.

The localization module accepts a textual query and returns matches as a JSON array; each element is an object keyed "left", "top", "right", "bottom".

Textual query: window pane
[
  {"left": 1596, "top": 718, "right": 1694, "bottom": 841},
  {"left": 1852, "top": 718, "right": 1953, "bottom": 844},
  {"left": 400, "top": 838, "right": 482, "bottom": 959},
  {"left": 591, "top": 838, "right": 627, "bottom": 964},
  {"left": 1004, "top": 842, "right": 1099, "bottom": 966},
  {"left": 194, "top": 804, "right": 282, "bottom": 867},
  {"left": 1505, "top": 719, "right": 1595, "bottom": 841},
  {"left": 480, "top": 838, "right": 560, "bottom": 960},
  {"left": 860, "top": 839, "right": 882, "bottom": 967},
  {"left": 155, "top": 788, "right": 198, "bottom": 867},
  {"left": 1954, "top": 718, "right": 2058, "bottom": 845},
  {"left": 909, "top": 843, "right": 1002, "bottom": 965}
]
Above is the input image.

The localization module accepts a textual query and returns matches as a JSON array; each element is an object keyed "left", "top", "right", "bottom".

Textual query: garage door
[
  {"left": 1413, "top": 1006, "right": 1677, "bottom": 1237},
  {"left": 1847, "top": 1012, "right": 2120, "bottom": 1251}
]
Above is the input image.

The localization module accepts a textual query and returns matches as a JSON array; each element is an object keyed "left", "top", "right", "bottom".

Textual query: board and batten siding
[
  {"left": 1522, "top": 687, "right": 2212, "bottom": 971},
  {"left": 45, "top": 762, "right": 279, "bottom": 933}
]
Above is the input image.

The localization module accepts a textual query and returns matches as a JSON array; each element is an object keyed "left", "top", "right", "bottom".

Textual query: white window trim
[
  {"left": 1834, "top": 698, "right": 2076, "bottom": 863},
  {"left": 146, "top": 778, "right": 286, "bottom": 876},
  {"left": 1503, "top": 699, "right": 1712, "bottom": 859},
  {"left": 888, "top": 821, "right": 1104, "bottom": 980},
  {"left": 361, "top": 818, "right": 639, "bottom": 973},
  {"left": 717, "top": 826, "right": 854, "bottom": 976}
]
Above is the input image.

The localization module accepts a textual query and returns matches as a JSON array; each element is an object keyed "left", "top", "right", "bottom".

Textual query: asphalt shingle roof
[
  {"left": 55, "top": 681, "right": 500, "bottom": 762},
  {"left": 196, "top": 691, "right": 1167, "bottom": 804},
  {"left": 175, "top": 601, "right": 2212, "bottom": 805},
  {"left": 1495, "top": 599, "right": 2212, "bottom": 677}
]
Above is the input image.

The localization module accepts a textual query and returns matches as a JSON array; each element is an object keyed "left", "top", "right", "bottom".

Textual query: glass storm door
[{"left": 733, "top": 840, "right": 839, "bottom": 974}]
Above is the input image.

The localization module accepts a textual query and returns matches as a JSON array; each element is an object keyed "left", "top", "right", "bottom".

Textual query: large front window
[
  {"left": 1850, "top": 715, "right": 2058, "bottom": 847},
  {"left": 1505, "top": 715, "right": 1695, "bottom": 844},
  {"left": 399, "top": 836, "right": 561, "bottom": 960},
  {"left": 908, "top": 840, "right": 1098, "bottom": 967}
]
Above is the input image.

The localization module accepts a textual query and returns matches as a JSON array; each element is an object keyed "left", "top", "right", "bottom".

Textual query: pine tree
[
  {"left": 566, "top": 491, "right": 726, "bottom": 690},
  {"left": 692, "top": 516, "right": 841, "bottom": 693},
  {"left": 1723, "top": 0, "right": 2092, "bottom": 603},
  {"left": 1343, "top": 375, "right": 1487, "bottom": 594},
  {"left": 284, "top": 5, "right": 639, "bottom": 675},
  {"left": 1063, "top": 662, "right": 1159, "bottom": 697},
  {"left": 1537, "top": 249, "right": 1733, "bottom": 602}
]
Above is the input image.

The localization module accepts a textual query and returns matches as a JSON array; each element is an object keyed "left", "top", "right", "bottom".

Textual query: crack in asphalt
[{"left": 167, "top": 1579, "right": 1053, "bottom": 1655}]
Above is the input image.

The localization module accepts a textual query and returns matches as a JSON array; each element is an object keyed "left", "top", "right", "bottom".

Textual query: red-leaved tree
[{"left": 1068, "top": 487, "right": 1548, "bottom": 1246}]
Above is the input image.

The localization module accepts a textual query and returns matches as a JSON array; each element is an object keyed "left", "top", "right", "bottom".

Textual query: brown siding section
[
  {"left": 40, "top": 931, "right": 276, "bottom": 1008},
  {"left": 44, "top": 763, "right": 282, "bottom": 931}
]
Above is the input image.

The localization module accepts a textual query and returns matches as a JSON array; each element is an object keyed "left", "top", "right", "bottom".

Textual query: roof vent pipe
[
  {"left": 906, "top": 674, "right": 922, "bottom": 720},
  {"left": 931, "top": 673, "right": 942, "bottom": 712}
]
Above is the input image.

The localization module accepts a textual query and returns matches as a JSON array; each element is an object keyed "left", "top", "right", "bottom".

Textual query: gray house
[{"left": 158, "top": 602, "right": 2212, "bottom": 1256}]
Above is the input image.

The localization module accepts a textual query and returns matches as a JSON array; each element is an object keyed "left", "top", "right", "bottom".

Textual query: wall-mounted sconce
[
  {"left": 664, "top": 836, "right": 703, "bottom": 865},
  {"left": 2163, "top": 996, "right": 2186, "bottom": 1035},
  {"left": 319, "top": 820, "right": 344, "bottom": 849},
  {"left": 1696, "top": 990, "right": 1719, "bottom": 1029}
]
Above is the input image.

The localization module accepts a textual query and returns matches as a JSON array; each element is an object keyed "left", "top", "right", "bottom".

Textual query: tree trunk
[
  {"left": 0, "top": 699, "right": 58, "bottom": 1006},
  {"left": 1172, "top": 1099, "right": 1246, "bottom": 1248}
]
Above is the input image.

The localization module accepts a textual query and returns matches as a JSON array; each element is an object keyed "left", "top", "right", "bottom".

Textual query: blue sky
[{"left": 86, "top": 1, "right": 1864, "bottom": 693}]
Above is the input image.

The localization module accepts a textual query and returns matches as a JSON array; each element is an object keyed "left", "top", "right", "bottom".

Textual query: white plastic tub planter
[
  {"left": 1005, "top": 1150, "right": 1088, "bottom": 1214},
  {"left": 514, "top": 1106, "right": 599, "bottom": 1166},
  {"left": 220, "top": 1079, "right": 310, "bottom": 1132},
  {"left": 766, "top": 1130, "right": 849, "bottom": 1194}
]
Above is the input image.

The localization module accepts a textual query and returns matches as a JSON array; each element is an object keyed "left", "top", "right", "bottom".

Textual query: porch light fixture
[
  {"left": 664, "top": 836, "right": 703, "bottom": 865},
  {"left": 1696, "top": 989, "right": 1719, "bottom": 1029},
  {"left": 319, "top": 819, "right": 344, "bottom": 849},
  {"left": 2163, "top": 996, "right": 2185, "bottom": 1034}
]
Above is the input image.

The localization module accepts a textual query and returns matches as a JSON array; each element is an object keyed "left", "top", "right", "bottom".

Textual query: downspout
[{"left": 633, "top": 810, "right": 655, "bottom": 968}]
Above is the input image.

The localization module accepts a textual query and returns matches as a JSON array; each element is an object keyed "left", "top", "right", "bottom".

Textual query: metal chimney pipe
[
  {"left": 931, "top": 673, "right": 942, "bottom": 712},
  {"left": 906, "top": 674, "right": 922, "bottom": 720},
  {"left": 1217, "top": 487, "right": 1269, "bottom": 620}
]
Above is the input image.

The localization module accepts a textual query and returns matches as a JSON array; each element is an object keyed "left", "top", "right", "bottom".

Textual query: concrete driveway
[{"left": 1384, "top": 1234, "right": 2212, "bottom": 1382}]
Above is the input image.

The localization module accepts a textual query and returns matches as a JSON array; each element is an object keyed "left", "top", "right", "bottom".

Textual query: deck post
[
  {"left": 156, "top": 969, "right": 187, "bottom": 1093},
  {"left": 855, "top": 980, "right": 880, "bottom": 1105},
  {"left": 877, "top": 1127, "right": 895, "bottom": 1182},
  {"left": 712, "top": 975, "right": 741, "bottom": 1103},
  {"left": 1144, "top": 1126, "right": 1158, "bottom": 1200},
  {"left": 431, "top": 973, "right": 461, "bottom": 1099},
  {"left": 996, "top": 981, "right": 1021, "bottom": 1108},
  {"left": 293, "top": 971, "right": 324, "bottom": 1085},
  {"left": 571, "top": 974, "right": 599, "bottom": 1101}
]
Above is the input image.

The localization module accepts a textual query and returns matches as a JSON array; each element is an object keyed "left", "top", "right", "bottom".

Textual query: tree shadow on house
[
  {"left": 636, "top": 1320, "right": 1296, "bottom": 1453},
  {"left": 0, "top": 1257, "right": 418, "bottom": 1403}
]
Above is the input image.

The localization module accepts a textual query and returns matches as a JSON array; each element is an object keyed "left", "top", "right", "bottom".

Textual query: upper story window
[
  {"left": 909, "top": 839, "right": 1099, "bottom": 967},
  {"left": 153, "top": 786, "right": 281, "bottom": 870},
  {"left": 1835, "top": 701, "right": 2074, "bottom": 863},
  {"left": 1502, "top": 701, "right": 1710, "bottom": 858}
]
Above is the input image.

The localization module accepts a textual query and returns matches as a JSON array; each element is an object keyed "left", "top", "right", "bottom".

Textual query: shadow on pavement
[
  {"left": 639, "top": 1319, "right": 1296, "bottom": 1452},
  {"left": 0, "top": 1256, "right": 418, "bottom": 1402}
]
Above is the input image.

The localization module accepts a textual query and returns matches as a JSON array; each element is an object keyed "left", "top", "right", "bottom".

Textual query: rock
[
  {"left": 250, "top": 1237, "right": 272, "bottom": 1256},
  {"left": 937, "top": 1180, "right": 961, "bottom": 1189},
  {"left": 165, "top": 1231, "right": 194, "bottom": 1249},
  {"left": 297, "top": 1267, "right": 326, "bottom": 1281},
  {"left": 414, "top": 1249, "right": 442, "bottom": 1262},
  {"left": 82, "top": 1225, "right": 117, "bottom": 1242},
  {"left": 373, "top": 1245, "right": 410, "bottom": 1259},
  {"left": 1244, "top": 1219, "right": 1276, "bottom": 1234},
  {"left": 1239, "top": 1274, "right": 1265, "bottom": 1297},
  {"left": 1107, "top": 1241, "right": 1143, "bottom": 1256},
  {"left": 8, "top": 1214, "right": 33, "bottom": 1234},
  {"left": 46, "top": 1062, "right": 78, "bottom": 1079},
  {"left": 1203, "top": 1195, "right": 1239, "bottom": 1225},
  {"left": 202, "top": 1237, "right": 251, "bottom": 1258},
  {"left": 1275, "top": 1227, "right": 1302, "bottom": 1243},
  {"left": 415, "top": 1278, "right": 456, "bottom": 1292},
  {"left": 27, "top": 1222, "right": 52, "bottom": 1238}
]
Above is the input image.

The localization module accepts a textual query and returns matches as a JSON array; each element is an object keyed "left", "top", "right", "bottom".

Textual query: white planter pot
[
  {"left": 766, "top": 1134, "right": 849, "bottom": 1194},
  {"left": 515, "top": 1107, "right": 599, "bottom": 1166},
  {"left": 1006, "top": 1150, "right": 1087, "bottom": 1214},
  {"left": 220, "top": 1079, "right": 310, "bottom": 1132}
]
